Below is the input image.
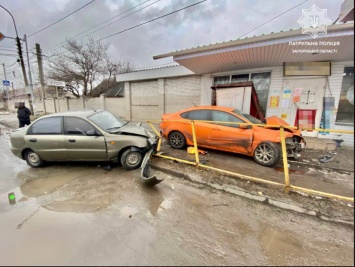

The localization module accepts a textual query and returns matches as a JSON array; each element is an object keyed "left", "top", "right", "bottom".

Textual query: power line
[
  {"left": 28, "top": 0, "right": 96, "bottom": 37},
  {"left": 0, "top": 53, "right": 17, "bottom": 57},
  {"left": 92, "top": 0, "right": 207, "bottom": 44},
  {"left": 75, "top": 0, "right": 161, "bottom": 42},
  {"left": 0, "top": 48, "right": 17, "bottom": 52},
  {"left": 238, "top": 0, "right": 308, "bottom": 39},
  {"left": 47, "top": 0, "right": 156, "bottom": 53},
  {"left": 70, "top": 0, "right": 153, "bottom": 40},
  {"left": 5, "top": 61, "right": 18, "bottom": 67}
]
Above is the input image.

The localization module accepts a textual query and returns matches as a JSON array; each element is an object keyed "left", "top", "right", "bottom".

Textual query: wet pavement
[{"left": 0, "top": 131, "right": 354, "bottom": 266}]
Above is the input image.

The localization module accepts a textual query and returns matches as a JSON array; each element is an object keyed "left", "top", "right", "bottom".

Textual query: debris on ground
[
  {"left": 318, "top": 155, "right": 334, "bottom": 163},
  {"left": 98, "top": 164, "right": 112, "bottom": 171},
  {"left": 187, "top": 146, "right": 208, "bottom": 155}
]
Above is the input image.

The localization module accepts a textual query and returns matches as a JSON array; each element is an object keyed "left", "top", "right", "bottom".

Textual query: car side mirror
[
  {"left": 239, "top": 124, "right": 250, "bottom": 129},
  {"left": 86, "top": 130, "right": 101, "bottom": 136}
]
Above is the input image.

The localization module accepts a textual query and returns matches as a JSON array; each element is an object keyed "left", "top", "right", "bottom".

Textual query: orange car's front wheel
[
  {"left": 253, "top": 142, "right": 281, "bottom": 167},
  {"left": 168, "top": 131, "right": 186, "bottom": 149}
]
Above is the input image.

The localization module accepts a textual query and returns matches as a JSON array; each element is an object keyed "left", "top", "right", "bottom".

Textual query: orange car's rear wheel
[
  {"left": 168, "top": 131, "right": 186, "bottom": 149},
  {"left": 253, "top": 142, "right": 281, "bottom": 167}
]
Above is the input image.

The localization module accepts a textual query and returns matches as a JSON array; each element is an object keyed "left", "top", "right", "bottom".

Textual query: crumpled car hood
[
  {"left": 112, "top": 123, "right": 155, "bottom": 138},
  {"left": 264, "top": 116, "right": 302, "bottom": 136},
  {"left": 265, "top": 116, "right": 291, "bottom": 127}
]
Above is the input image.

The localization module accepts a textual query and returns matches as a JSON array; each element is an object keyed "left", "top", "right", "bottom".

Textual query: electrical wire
[
  {"left": 91, "top": 0, "right": 207, "bottom": 44},
  {"left": 237, "top": 0, "right": 308, "bottom": 39},
  {"left": 0, "top": 53, "right": 18, "bottom": 57},
  {"left": 5, "top": 61, "right": 18, "bottom": 67},
  {"left": 46, "top": 0, "right": 156, "bottom": 53},
  {"left": 70, "top": 0, "right": 152, "bottom": 40},
  {"left": 28, "top": 0, "right": 96, "bottom": 37},
  {"left": 0, "top": 48, "right": 17, "bottom": 52},
  {"left": 75, "top": 0, "right": 161, "bottom": 42}
]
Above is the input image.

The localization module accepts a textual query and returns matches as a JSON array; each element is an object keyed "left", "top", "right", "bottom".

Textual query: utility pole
[
  {"left": 11, "top": 82, "right": 15, "bottom": 97},
  {"left": 2, "top": 63, "right": 9, "bottom": 110},
  {"left": 23, "top": 34, "right": 34, "bottom": 115},
  {"left": 35, "top": 43, "right": 46, "bottom": 114},
  {"left": 16, "top": 37, "right": 28, "bottom": 86}
]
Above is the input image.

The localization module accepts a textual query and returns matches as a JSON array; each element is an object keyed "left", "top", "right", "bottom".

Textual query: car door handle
[
  {"left": 68, "top": 139, "right": 76, "bottom": 142},
  {"left": 29, "top": 138, "right": 37, "bottom": 142}
]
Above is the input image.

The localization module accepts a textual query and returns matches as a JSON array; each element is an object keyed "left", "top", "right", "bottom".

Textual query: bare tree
[{"left": 48, "top": 38, "right": 134, "bottom": 97}]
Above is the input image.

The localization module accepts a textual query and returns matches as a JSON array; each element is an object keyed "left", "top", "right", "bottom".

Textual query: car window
[
  {"left": 30, "top": 117, "right": 62, "bottom": 134},
  {"left": 88, "top": 110, "right": 126, "bottom": 131},
  {"left": 180, "top": 112, "right": 189, "bottom": 119},
  {"left": 232, "top": 109, "right": 263, "bottom": 124},
  {"left": 187, "top": 110, "right": 210, "bottom": 121},
  {"left": 211, "top": 111, "right": 244, "bottom": 128},
  {"left": 65, "top": 117, "right": 96, "bottom": 135}
]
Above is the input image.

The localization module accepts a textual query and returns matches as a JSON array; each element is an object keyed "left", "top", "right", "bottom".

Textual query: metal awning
[{"left": 153, "top": 23, "right": 354, "bottom": 75}]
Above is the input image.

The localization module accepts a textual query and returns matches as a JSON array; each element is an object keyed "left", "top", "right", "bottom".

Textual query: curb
[
  {"left": 288, "top": 159, "right": 354, "bottom": 174},
  {"left": 151, "top": 164, "right": 354, "bottom": 228}
]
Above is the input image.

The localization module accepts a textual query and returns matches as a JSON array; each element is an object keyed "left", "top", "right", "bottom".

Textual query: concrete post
[
  {"left": 65, "top": 96, "right": 70, "bottom": 111},
  {"left": 124, "top": 82, "right": 131, "bottom": 120},
  {"left": 158, "top": 78, "right": 165, "bottom": 115},
  {"left": 100, "top": 94, "right": 106, "bottom": 110},
  {"left": 53, "top": 98, "right": 57, "bottom": 113}
]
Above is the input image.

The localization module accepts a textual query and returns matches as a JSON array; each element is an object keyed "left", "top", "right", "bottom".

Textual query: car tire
[
  {"left": 120, "top": 149, "right": 143, "bottom": 170},
  {"left": 253, "top": 142, "right": 281, "bottom": 167},
  {"left": 24, "top": 150, "right": 44, "bottom": 168},
  {"left": 168, "top": 131, "right": 186, "bottom": 149}
]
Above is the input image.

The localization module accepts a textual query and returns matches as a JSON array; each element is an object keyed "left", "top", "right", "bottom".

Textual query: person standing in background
[{"left": 17, "top": 102, "right": 31, "bottom": 128}]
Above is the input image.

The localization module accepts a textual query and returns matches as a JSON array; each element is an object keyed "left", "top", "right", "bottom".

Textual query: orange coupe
[{"left": 160, "top": 106, "right": 305, "bottom": 167}]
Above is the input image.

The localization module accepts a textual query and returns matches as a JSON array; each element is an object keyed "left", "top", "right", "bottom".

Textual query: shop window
[
  {"left": 231, "top": 74, "right": 249, "bottom": 83},
  {"left": 214, "top": 76, "right": 230, "bottom": 85},
  {"left": 251, "top": 72, "right": 271, "bottom": 116},
  {"left": 336, "top": 66, "right": 354, "bottom": 124}
]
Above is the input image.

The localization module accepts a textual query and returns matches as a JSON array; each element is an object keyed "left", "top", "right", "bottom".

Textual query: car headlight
[{"left": 147, "top": 136, "right": 158, "bottom": 146}]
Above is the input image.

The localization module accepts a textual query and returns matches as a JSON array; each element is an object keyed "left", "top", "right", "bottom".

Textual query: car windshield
[
  {"left": 88, "top": 110, "right": 127, "bottom": 131},
  {"left": 232, "top": 109, "right": 263, "bottom": 124}
]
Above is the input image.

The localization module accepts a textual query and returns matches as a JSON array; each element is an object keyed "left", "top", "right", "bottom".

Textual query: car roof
[
  {"left": 39, "top": 109, "right": 104, "bottom": 119},
  {"left": 179, "top": 106, "right": 235, "bottom": 113}
]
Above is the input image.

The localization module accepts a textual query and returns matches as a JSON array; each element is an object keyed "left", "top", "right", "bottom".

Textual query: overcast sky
[{"left": 0, "top": 0, "right": 346, "bottom": 87}]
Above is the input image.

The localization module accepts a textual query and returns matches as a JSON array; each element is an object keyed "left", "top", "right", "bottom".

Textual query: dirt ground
[
  {"left": 151, "top": 139, "right": 354, "bottom": 224},
  {"left": 0, "top": 130, "right": 354, "bottom": 266}
]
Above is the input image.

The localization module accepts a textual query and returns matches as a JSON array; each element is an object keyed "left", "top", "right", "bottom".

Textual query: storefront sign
[
  {"left": 269, "top": 96, "right": 280, "bottom": 108},
  {"left": 283, "top": 89, "right": 291, "bottom": 99},
  {"left": 293, "top": 88, "right": 303, "bottom": 102},
  {"left": 281, "top": 99, "right": 290, "bottom": 109}
]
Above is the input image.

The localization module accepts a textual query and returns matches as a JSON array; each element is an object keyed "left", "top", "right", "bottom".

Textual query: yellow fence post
[
  {"left": 280, "top": 126, "right": 291, "bottom": 192},
  {"left": 191, "top": 120, "right": 200, "bottom": 166},
  {"left": 147, "top": 121, "right": 162, "bottom": 152}
]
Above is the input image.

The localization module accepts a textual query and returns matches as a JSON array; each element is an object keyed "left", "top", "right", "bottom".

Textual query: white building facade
[{"left": 116, "top": 23, "right": 354, "bottom": 146}]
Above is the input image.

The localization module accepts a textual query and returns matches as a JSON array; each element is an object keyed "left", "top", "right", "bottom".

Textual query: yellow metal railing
[{"left": 147, "top": 120, "right": 354, "bottom": 202}]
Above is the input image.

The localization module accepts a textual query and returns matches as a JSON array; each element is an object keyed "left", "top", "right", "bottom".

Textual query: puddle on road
[
  {"left": 141, "top": 186, "right": 173, "bottom": 216},
  {"left": 45, "top": 192, "right": 111, "bottom": 213},
  {"left": 261, "top": 228, "right": 303, "bottom": 265},
  {"left": 19, "top": 169, "right": 90, "bottom": 198}
]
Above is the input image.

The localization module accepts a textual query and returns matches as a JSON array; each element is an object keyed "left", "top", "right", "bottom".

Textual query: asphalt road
[{"left": 0, "top": 129, "right": 353, "bottom": 266}]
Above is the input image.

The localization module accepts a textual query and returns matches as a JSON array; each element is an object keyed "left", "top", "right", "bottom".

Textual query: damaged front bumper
[
  {"left": 286, "top": 137, "right": 305, "bottom": 159},
  {"left": 140, "top": 138, "right": 164, "bottom": 186}
]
